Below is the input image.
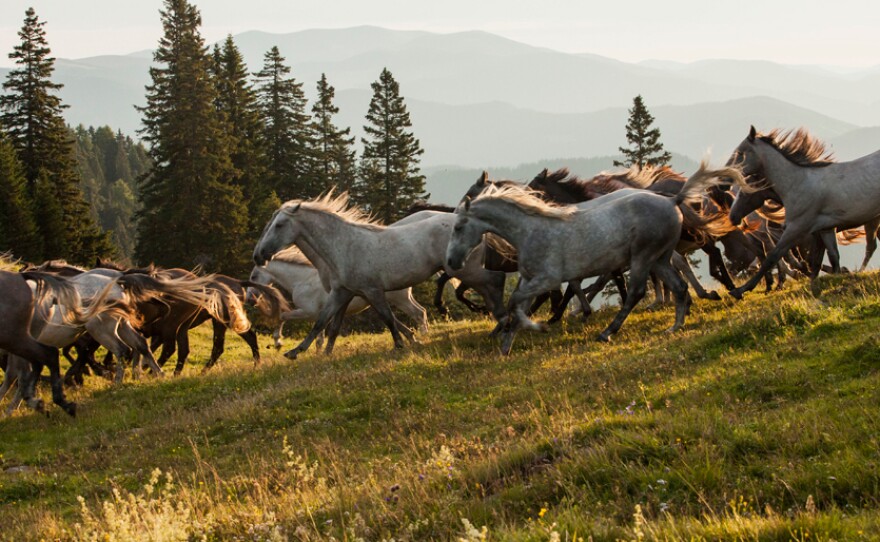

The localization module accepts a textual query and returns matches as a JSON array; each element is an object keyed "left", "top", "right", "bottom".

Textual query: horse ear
[
  {"left": 540, "top": 168, "right": 549, "bottom": 178},
  {"left": 463, "top": 196, "right": 471, "bottom": 212},
  {"left": 748, "top": 125, "right": 757, "bottom": 142},
  {"left": 478, "top": 171, "right": 489, "bottom": 186},
  {"left": 285, "top": 202, "right": 301, "bottom": 214}
]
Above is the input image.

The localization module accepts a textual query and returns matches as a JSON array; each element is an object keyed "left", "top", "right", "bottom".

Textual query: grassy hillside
[{"left": 3, "top": 273, "right": 880, "bottom": 541}]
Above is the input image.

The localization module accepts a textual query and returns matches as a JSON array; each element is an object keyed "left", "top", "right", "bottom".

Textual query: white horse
[
  {"left": 728, "top": 126, "right": 880, "bottom": 298},
  {"left": 253, "top": 193, "right": 507, "bottom": 359},
  {"left": 247, "top": 247, "right": 428, "bottom": 350},
  {"left": 446, "top": 162, "right": 743, "bottom": 354}
]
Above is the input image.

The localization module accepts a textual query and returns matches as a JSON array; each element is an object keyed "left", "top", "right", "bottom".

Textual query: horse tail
[
  {"left": 241, "top": 281, "right": 290, "bottom": 320},
  {"left": 673, "top": 160, "right": 748, "bottom": 206},
  {"left": 837, "top": 227, "right": 866, "bottom": 245},
  {"left": 20, "top": 271, "right": 132, "bottom": 326},
  {"left": 756, "top": 203, "right": 786, "bottom": 224},
  {"left": 116, "top": 273, "right": 248, "bottom": 332}
]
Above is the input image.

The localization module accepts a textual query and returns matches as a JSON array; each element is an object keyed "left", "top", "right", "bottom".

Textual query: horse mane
[
  {"left": 0, "top": 252, "right": 19, "bottom": 272},
  {"left": 272, "top": 246, "right": 314, "bottom": 267},
  {"left": 284, "top": 191, "right": 385, "bottom": 230},
  {"left": 405, "top": 200, "right": 455, "bottom": 215},
  {"left": 35, "top": 260, "right": 87, "bottom": 273},
  {"left": 757, "top": 128, "right": 835, "bottom": 168},
  {"left": 473, "top": 184, "right": 576, "bottom": 220}
]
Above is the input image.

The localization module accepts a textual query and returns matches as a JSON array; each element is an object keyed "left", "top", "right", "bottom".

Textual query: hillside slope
[{"left": 2, "top": 273, "right": 880, "bottom": 540}]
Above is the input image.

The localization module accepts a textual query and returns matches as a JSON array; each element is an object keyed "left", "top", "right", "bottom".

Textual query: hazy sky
[{"left": 1, "top": 0, "right": 878, "bottom": 68}]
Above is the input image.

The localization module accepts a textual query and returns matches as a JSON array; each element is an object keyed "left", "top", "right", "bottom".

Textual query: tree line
[
  {"left": 0, "top": 1, "right": 428, "bottom": 273},
  {"left": 0, "top": 2, "right": 672, "bottom": 273}
]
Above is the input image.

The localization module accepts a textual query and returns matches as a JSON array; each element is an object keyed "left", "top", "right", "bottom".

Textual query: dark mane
[
  {"left": 758, "top": 128, "right": 835, "bottom": 168},
  {"left": 404, "top": 200, "right": 455, "bottom": 216}
]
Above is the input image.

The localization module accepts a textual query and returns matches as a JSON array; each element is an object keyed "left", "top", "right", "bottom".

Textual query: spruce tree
[
  {"left": 0, "top": 137, "right": 40, "bottom": 259},
  {"left": 0, "top": 7, "right": 111, "bottom": 263},
  {"left": 212, "top": 35, "right": 272, "bottom": 238},
  {"left": 614, "top": 94, "right": 672, "bottom": 169},
  {"left": 136, "top": 0, "right": 249, "bottom": 274},
  {"left": 254, "top": 46, "right": 312, "bottom": 201},
  {"left": 310, "top": 74, "right": 356, "bottom": 195},
  {"left": 354, "top": 68, "right": 426, "bottom": 223}
]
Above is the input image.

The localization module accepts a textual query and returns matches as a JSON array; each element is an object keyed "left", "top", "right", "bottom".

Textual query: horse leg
[
  {"left": 154, "top": 333, "right": 176, "bottom": 369},
  {"left": 173, "top": 328, "right": 191, "bottom": 377},
  {"left": 204, "top": 318, "right": 226, "bottom": 372},
  {"left": 568, "top": 281, "right": 593, "bottom": 323},
  {"left": 361, "top": 289, "right": 408, "bottom": 349},
  {"left": 703, "top": 243, "right": 736, "bottom": 291},
  {"left": 391, "top": 290, "right": 429, "bottom": 334},
  {"left": 17, "top": 340, "right": 74, "bottom": 416},
  {"left": 323, "top": 299, "right": 357, "bottom": 355},
  {"left": 273, "top": 322, "right": 284, "bottom": 350},
  {"left": 117, "top": 321, "right": 164, "bottom": 378},
  {"left": 652, "top": 256, "right": 693, "bottom": 333},
  {"left": 598, "top": 263, "right": 650, "bottom": 342},
  {"left": 527, "top": 292, "right": 552, "bottom": 317},
  {"left": 648, "top": 273, "right": 664, "bottom": 308},
  {"left": 85, "top": 319, "right": 134, "bottom": 385},
  {"left": 241, "top": 330, "right": 261, "bottom": 368},
  {"left": 820, "top": 229, "right": 842, "bottom": 274},
  {"left": 500, "top": 276, "right": 559, "bottom": 356},
  {"left": 730, "top": 225, "right": 811, "bottom": 299},
  {"left": 455, "top": 283, "right": 487, "bottom": 314},
  {"left": 286, "top": 289, "right": 355, "bottom": 360},
  {"left": 548, "top": 283, "right": 577, "bottom": 324},
  {"left": 612, "top": 271, "right": 628, "bottom": 304},
  {"left": 433, "top": 272, "right": 452, "bottom": 316},
  {"left": 860, "top": 218, "right": 880, "bottom": 271},
  {"left": 673, "top": 252, "right": 720, "bottom": 301},
  {"left": 808, "top": 232, "right": 827, "bottom": 279}
]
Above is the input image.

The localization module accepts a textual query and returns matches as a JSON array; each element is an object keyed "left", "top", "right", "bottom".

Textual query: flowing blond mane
[
  {"left": 282, "top": 191, "right": 385, "bottom": 230},
  {"left": 473, "top": 184, "right": 577, "bottom": 220},
  {"left": 0, "top": 252, "right": 19, "bottom": 272},
  {"left": 272, "top": 246, "right": 314, "bottom": 267},
  {"left": 758, "top": 128, "right": 836, "bottom": 167}
]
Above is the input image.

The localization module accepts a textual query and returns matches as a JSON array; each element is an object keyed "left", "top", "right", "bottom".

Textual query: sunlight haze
[{"left": 0, "top": 0, "right": 877, "bottom": 67}]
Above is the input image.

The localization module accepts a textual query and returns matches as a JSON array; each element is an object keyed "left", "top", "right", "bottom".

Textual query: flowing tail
[
  {"left": 20, "top": 271, "right": 129, "bottom": 326},
  {"left": 673, "top": 160, "right": 747, "bottom": 206},
  {"left": 116, "top": 273, "right": 251, "bottom": 334},
  {"left": 241, "top": 281, "right": 291, "bottom": 320}
]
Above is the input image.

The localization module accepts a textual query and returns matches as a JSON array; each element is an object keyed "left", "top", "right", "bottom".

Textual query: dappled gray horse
[
  {"left": 446, "top": 162, "right": 744, "bottom": 354},
  {"left": 253, "top": 193, "right": 506, "bottom": 359},
  {"left": 728, "top": 126, "right": 880, "bottom": 298}
]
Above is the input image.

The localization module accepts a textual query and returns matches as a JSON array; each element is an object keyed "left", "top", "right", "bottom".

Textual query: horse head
[
  {"left": 446, "top": 197, "right": 485, "bottom": 271},
  {"left": 253, "top": 203, "right": 301, "bottom": 266},
  {"left": 727, "top": 126, "right": 781, "bottom": 225}
]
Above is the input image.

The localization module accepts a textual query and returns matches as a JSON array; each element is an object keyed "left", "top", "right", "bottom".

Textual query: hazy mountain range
[{"left": 3, "top": 25, "right": 880, "bottom": 204}]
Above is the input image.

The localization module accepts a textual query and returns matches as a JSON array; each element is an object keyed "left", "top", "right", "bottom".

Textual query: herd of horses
[{"left": 1, "top": 126, "right": 878, "bottom": 417}]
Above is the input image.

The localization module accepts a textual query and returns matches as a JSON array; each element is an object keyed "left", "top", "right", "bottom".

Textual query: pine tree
[
  {"left": 614, "top": 94, "right": 672, "bottom": 169},
  {"left": 310, "top": 74, "right": 356, "bottom": 195},
  {"left": 0, "top": 7, "right": 111, "bottom": 263},
  {"left": 0, "top": 137, "right": 40, "bottom": 259},
  {"left": 354, "top": 68, "right": 426, "bottom": 223},
  {"left": 136, "top": 0, "right": 249, "bottom": 274},
  {"left": 254, "top": 46, "right": 312, "bottom": 201},
  {"left": 212, "top": 35, "right": 272, "bottom": 239}
]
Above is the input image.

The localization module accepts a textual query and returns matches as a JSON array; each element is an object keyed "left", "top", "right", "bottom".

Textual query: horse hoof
[
  {"left": 63, "top": 402, "right": 77, "bottom": 417},
  {"left": 729, "top": 289, "right": 744, "bottom": 301},
  {"left": 173, "top": 370, "right": 182, "bottom": 377},
  {"left": 538, "top": 323, "right": 550, "bottom": 333},
  {"left": 284, "top": 349, "right": 300, "bottom": 360},
  {"left": 595, "top": 334, "right": 611, "bottom": 343},
  {"left": 707, "top": 291, "right": 722, "bottom": 301}
]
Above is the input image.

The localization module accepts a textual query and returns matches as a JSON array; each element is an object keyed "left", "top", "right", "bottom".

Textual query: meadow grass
[{"left": 2, "top": 273, "right": 880, "bottom": 540}]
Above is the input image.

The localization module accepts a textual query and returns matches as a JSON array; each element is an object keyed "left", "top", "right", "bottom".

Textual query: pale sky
[{"left": 0, "top": 0, "right": 878, "bottom": 68}]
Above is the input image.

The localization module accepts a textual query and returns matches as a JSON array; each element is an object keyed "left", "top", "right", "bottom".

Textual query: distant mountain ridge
[{"left": 3, "top": 25, "right": 880, "bottom": 193}]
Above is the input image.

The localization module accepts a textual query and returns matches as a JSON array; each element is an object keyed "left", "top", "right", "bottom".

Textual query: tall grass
[{"left": 2, "top": 273, "right": 880, "bottom": 540}]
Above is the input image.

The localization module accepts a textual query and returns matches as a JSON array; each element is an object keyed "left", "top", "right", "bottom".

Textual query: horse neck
[
  {"left": 755, "top": 141, "right": 808, "bottom": 201},
  {"left": 471, "top": 201, "right": 540, "bottom": 247},
  {"left": 293, "top": 210, "right": 368, "bottom": 278}
]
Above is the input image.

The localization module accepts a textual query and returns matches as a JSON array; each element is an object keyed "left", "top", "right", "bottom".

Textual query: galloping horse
[{"left": 727, "top": 126, "right": 880, "bottom": 298}]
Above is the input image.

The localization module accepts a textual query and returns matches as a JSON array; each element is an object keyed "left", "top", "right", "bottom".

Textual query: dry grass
[{"left": 2, "top": 273, "right": 880, "bottom": 540}]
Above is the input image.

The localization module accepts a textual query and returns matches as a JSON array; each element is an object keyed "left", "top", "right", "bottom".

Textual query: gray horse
[
  {"left": 728, "top": 126, "right": 880, "bottom": 298},
  {"left": 446, "top": 162, "right": 743, "bottom": 354},
  {"left": 253, "top": 193, "right": 506, "bottom": 359}
]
